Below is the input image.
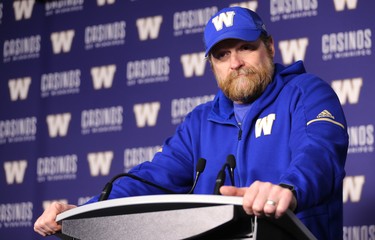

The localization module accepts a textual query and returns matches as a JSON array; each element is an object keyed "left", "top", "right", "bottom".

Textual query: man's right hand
[{"left": 34, "top": 202, "right": 77, "bottom": 236}]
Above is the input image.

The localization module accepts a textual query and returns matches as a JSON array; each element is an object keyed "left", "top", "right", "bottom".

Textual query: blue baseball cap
[{"left": 204, "top": 7, "right": 268, "bottom": 56}]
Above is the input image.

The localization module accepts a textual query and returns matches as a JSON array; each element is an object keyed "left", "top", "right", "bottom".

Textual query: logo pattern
[{"left": 0, "top": 1, "right": 373, "bottom": 236}]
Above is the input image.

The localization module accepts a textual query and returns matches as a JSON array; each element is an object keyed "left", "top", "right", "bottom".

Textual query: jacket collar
[{"left": 208, "top": 61, "right": 306, "bottom": 122}]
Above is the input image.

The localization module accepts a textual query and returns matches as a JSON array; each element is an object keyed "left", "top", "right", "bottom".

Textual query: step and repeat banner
[{"left": 0, "top": 0, "right": 374, "bottom": 239}]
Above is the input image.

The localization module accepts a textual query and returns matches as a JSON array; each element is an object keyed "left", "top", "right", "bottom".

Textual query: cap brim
[{"left": 205, "top": 29, "right": 262, "bottom": 57}]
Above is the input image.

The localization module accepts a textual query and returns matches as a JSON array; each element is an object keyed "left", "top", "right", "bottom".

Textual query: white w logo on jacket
[{"left": 255, "top": 113, "right": 276, "bottom": 138}]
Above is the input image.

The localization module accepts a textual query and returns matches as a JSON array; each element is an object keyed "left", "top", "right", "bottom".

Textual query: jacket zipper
[{"left": 237, "top": 122, "right": 242, "bottom": 140}]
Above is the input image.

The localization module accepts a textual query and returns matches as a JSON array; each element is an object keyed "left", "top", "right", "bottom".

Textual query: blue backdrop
[{"left": 0, "top": 0, "right": 374, "bottom": 239}]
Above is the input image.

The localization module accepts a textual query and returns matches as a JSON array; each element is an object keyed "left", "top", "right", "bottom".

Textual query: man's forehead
[{"left": 211, "top": 38, "right": 260, "bottom": 51}]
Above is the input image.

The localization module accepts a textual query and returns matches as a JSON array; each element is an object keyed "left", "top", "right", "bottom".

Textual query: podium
[{"left": 55, "top": 194, "right": 317, "bottom": 240}]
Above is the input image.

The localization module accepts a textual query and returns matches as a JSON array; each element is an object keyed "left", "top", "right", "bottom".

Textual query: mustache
[{"left": 229, "top": 67, "right": 257, "bottom": 78}]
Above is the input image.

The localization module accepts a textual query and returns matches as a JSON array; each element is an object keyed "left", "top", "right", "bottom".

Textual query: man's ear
[{"left": 269, "top": 37, "right": 275, "bottom": 58}]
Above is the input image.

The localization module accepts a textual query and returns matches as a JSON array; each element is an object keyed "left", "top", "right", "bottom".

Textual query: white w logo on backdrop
[
  {"left": 46, "top": 113, "right": 71, "bottom": 138},
  {"left": 211, "top": 11, "right": 236, "bottom": 31},
  {"left": 50, "top": 30, "right": 75, "bottom": 54},
  {"left": 180, "top": 52, "right": 206, "bottom": 78},
  {"left": 255, "top": 113, "right": 276, "bottom": 138},
  {"left": 136, "top": 16, "right": 163, "bottom": 41},
  {"left": 13, "top": 0, "right": 35, "bottom": 21},
  {"left": 133, "top": 102, "right": 160, "bottom": 128},
  {"left": 229, "top": 1, "right": 258, "bottom": 11},
  {"left": 331, "top": 78, "right": 363, "bottom": 105},
  {"left": 91, "top": 65, "right": 116, "bottom": 90},
  {"left": 8, "top": 77, "right": 31, "bottom": 101},
  {"left": 278, "top": 38, "right": 309, "bottom": 65},
  {"left": 333, "top": 0, "right": 358, "bottom": 11},
  {"left": 87, "top": 151, "right": 113, "bottom": 176},
  {"left": 43, "top": 200, "right": 68, "bottom": 210},
  {"left": 343, "top": 175, "right": 365, "bottom": 203},
  {"left": 97, "top": 0, "right": 116, "bottom": 6},
  {"left": 3, "top": 160, "right": 28, "bottom": 184}
]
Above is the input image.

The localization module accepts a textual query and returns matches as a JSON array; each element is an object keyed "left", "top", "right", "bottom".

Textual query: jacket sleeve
[
  {"left": 85, "top": 112, "right": 198, "bottom": 204},
  {"left": 279, "top": 73, "right": 349, "bottom": 212}
]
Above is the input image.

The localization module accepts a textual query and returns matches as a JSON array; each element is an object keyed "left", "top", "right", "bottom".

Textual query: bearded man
[{"left": 35, "top": 7, "right": 348, "bottom": 240}]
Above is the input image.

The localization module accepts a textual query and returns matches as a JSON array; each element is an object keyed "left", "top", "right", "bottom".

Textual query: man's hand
[
  {"left": 34, "top": 202, "right": 77, "bottom": 236},
  {"left": 220, "top": 181, "right": 297, "bottom": 219}
]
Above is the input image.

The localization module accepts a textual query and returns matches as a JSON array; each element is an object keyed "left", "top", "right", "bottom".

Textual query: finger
[
  {"left": 33, "top": 225, "right": 47, "bottom": 237},
  {"left": 242, "top": 181, "right": 262, "bottom": 215},
  {"left": 34, "top": 202, "right": 75, "bottom": 236},
  {"left": 262, "top": 186, "right": 294, "bottom": 218},
  {"left": 263, "top": 198, "right": 278, "bottom": 217},
  {"left": 34, "top": 222, "right": 50, "bottom": 236},
  {"left": 44, "top": 221, "right": 61, "bottom": 234},
  {"left": 220, "top": 185, "right": 258, "bottom": 215},
  {"left": 34, "top": 217, "right": 60, "bottom": 236},
  {"left": 220, "top": 186, "right": 247, "bottom": 196},
  {"left": 40, "top": 212, "right": 62, "bottom": 233},
  {"left": 274, "top": 189, "right": 294, "bottom": 218},
  {"left": 251, "top": 181, "right": 276, "bottom": 217},
  {"left": 262, "top": 185, "right": 282, "bottom": 217}
]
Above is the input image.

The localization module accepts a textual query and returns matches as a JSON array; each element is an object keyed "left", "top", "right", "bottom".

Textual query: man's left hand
[{"left": 220, "top": 180, "right": 297, "bottom": 219}]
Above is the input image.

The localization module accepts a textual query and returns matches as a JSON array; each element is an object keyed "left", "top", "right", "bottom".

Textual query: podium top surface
[
  {"left": 56, "top": 194, "right": 317, "bottom": 240},
  {"left": 56, "top": 194, "right": 244, "bottom": 222}
]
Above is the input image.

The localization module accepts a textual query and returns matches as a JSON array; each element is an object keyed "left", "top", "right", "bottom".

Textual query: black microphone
[
  {"left": 98, "top": 173, "right": 176, "bottom": 201},
  {"left": 213, "top": 155, "right": 236, "bottom": 195},
  {"left": 213, "top": 162, "right": 227, "bottom": 195},
  {"left": 187, "top": 158, "right": 207, "bottom": 194},
  {"left": 227, "top": 154, "right": 236, "bottom": 186}
]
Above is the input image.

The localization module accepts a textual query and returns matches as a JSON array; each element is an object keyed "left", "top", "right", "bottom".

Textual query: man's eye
[
  {"left": 241, "top": 45, "right": 253, "bottom": 51},
  {"left": 213, "top": 52, "right": 227, "bottom": 60},
  {"left": 241, "top": 44, "right": 257, "bottom": 51}
]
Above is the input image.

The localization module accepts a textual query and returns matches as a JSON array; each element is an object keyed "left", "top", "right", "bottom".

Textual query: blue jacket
[{"left": 88, "top": 61, "right": 348, "bottom": 239}]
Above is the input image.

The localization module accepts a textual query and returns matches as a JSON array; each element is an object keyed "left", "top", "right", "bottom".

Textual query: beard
[{"left": 215, "top": 56, "right": 274, "bottom": 104}]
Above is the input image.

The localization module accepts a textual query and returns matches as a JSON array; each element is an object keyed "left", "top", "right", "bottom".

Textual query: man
[{"left": 34, "top": 7, "right": 348, "bottom": 239}]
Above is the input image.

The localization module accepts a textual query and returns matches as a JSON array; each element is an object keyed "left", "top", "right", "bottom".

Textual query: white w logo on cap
[{"left": 211, "top": 11, "right": 236, "bottom": 31}]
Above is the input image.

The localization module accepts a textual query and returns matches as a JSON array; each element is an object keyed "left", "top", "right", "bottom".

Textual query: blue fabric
[
  {"left": 233, "top": 102, "right": 252, "bottom": 124},
  {"left": 87, "top": 61, "right": 348, "bottom": 240}
]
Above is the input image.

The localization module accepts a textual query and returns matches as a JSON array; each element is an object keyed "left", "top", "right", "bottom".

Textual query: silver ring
[{"left": 266, "top": 199, "right": 276, "bottom": 206}]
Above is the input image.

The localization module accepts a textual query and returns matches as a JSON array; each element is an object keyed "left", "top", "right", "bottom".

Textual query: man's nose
[{"left": 230, "top": 52, "right": 244, "bottom": 70}]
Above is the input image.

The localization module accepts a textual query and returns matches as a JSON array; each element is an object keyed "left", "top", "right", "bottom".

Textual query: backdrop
[{"left": 0, "top": 0, "right": 374, "bottom": 239}]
